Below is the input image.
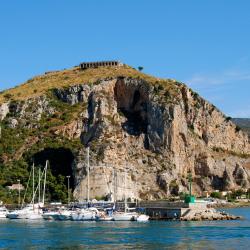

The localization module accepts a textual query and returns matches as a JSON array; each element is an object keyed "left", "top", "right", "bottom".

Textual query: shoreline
[{"left": 211, "top": 201, "right": 250, "bottom": 209}]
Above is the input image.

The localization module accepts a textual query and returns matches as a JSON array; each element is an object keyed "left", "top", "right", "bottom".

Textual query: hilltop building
[{"left": 79, "top": 60, "right": 123, "bottom": 70}]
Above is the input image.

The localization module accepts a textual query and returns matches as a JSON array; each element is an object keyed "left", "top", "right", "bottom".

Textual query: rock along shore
[{"left": 180, "top": 208, "right": 242, "bottom": 221}]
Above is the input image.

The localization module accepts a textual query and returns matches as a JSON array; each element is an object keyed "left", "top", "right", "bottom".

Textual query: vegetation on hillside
[
  {"left": 0, "top": 90, "right": 85, "bottom": 204},
  {"left": 0, "top": 65, "right": 181, "bottom": 104}
]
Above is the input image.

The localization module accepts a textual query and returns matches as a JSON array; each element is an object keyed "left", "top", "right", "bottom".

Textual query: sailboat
[
  {"left": 112, "top": 170, "right": 138, "bottom": 221},
  {"left": 7, "top": 161, "right": 48, "bottom": 220},
  {"left": 71, "top": 207, "right": 98, "bottom": 221},
  {"left": 95, "top": 166, "right": 115, "bottom": 221},
  {"left": 71, "top": 147, "right": 101, "bottom": 221}
]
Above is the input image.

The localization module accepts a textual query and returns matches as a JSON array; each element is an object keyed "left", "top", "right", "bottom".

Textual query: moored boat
[
  {"left": 95, "top": 209, "right": 113, "bottom": 221},
  {"left": 53, "top": 208, "right": 72, "bottom": 221},
  {"left": 136, "top": 214, "right": 149, "bottom": 222},
  {"left": 0, "top": 206, "right": 8, "bottom": 218},
  {"left": 6, "top": 204, "right": 43, "bottom": 220},
  {"left": 42, "top": 210, "right": 60, "bottom": 221},
  {"left": 71, "top": 207, "right": 98, "bottom": 221},
  {"left": 112, "top": 211, "right": 137, "bottom": 221}
]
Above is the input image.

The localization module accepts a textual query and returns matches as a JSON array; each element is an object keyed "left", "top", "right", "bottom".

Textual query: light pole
[
  {"left": 66, "top": 176, "right": 70, "bottom": 206},
  {"left": 187, "top": 170, "right": 192, "bottom": 197},
  {"left": 17, "top": 179, "right": 20, "bottom": 208},
  {"left": 87, "top": 147, "right": 90, "bottom": 203}
]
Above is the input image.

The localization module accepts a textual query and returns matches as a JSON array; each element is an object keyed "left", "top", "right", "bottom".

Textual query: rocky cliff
[{"left": 0, "top": 65, "right": 249, "bottom": 202}]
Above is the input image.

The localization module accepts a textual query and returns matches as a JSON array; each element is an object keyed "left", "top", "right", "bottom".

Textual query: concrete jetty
[{"left": 138, "top": 200, "right": 242, "bottom": 221}]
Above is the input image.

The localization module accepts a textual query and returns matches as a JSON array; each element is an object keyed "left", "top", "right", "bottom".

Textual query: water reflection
[{"left": 0, "top": 208, "right": 250, "bottom": 249}]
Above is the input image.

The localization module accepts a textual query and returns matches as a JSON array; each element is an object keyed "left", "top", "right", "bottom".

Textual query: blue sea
[{"left": 0, "top": 208, "right": 250, "bottom": 249}]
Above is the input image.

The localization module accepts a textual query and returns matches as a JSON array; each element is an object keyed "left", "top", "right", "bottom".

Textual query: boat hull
[
  {"left": 113, "top": 212, "right": 137, "bottom": 221},
  {"left": 0, "top": 213, "right": 7, "bottom": 218},
  {"left": 71, "top": 211, "right": 95, "bottom": 221},
  {"left": 6, "top": 212, "right": 20, "bottom": 219},
  {"left": 43, "top": 213, "right": 58, "bottom": 221}
]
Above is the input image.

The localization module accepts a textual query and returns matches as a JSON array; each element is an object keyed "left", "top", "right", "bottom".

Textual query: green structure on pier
[{"left": 185, "top": 170, "right": 196, "bottom": 204}]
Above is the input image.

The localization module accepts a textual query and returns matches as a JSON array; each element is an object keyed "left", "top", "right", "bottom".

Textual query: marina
[
  {"left": 0, "top": 156, "right": 241, "bottom": 222},
  {"left": 0, "top": 199, "right": 241, "bottom": 222}
]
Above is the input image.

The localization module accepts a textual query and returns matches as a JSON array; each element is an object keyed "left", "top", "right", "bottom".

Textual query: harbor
[
  {"left": 0, "top": 158, "right": 242, "bottom": 222},
  {"left": 1, "top": 198, "right": 242, "bottom": 222}
]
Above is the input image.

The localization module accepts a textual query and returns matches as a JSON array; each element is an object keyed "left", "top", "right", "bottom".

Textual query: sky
[{"left": 0, "top": 0, "right": 249, "bottom": 117}]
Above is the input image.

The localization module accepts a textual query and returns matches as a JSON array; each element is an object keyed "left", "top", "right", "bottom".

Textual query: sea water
[{"left": 0, "top": 207, "right": 250, "bottom": 249}]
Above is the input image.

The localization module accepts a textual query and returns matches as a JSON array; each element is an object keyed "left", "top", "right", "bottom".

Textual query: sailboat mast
[
  {"left": 42, "top": 160, "right": 48, "bottom": 205},
  {"left": 124, "top": 170, "right": 127, "bottom": 213},
  {"left": 32, "top": 162, "right": 35, "bottom": 208},
  {"left": 112, "top": 168, "right": 117, "bottom": 211},
  {"left": 38, "top": 167, "right": 41, "bottom": 204},
  {"left": 112, "top": 168, "right": 115, "bottom": 202},
  {"left": 87, "top": 147, "right": 90, "bottom": 202}
]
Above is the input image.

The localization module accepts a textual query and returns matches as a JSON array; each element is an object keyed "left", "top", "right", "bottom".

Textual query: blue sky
[{"left": 0, "top": 0, "right": 249, "bottom": 117}]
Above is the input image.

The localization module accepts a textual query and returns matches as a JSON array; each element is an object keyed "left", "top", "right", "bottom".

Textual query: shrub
[
  {"left": 235, "top": 126, "right": 241, "bottom": 132},
  {"left": 3, "top": 93, "right": 13, "bottom": 100},
  {"left": 210, "top": 192, "right": 222, "bottom": 199}
]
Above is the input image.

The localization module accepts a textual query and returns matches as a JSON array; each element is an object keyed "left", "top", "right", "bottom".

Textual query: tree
[
  {"left": 138, "top": 66, "right": 144, "bottom": 72},
  {"left": 210, "top": 192, "right": 222, "bottom": 199}
]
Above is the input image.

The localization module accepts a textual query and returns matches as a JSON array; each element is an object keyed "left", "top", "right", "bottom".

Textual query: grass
[{"left": 0, "top": 65, "right": 180, "bottom": 104}]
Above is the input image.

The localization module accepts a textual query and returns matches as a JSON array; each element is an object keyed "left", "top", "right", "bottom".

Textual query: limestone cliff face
[
  {"left": 59, "top": 77, "right": 250, "bottom": 200},
  {"left": 1, "top": 75, "right": 249, "bottom": 200}
]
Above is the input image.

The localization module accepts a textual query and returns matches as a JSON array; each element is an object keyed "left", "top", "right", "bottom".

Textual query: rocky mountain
[
  {"left": 232, "top": 118, "right": 250, "bottom": 138},
  {"left": 0, "top": 65, "right": 249, "bottom": 202}
]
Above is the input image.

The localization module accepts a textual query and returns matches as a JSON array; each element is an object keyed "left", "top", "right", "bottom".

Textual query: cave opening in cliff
[
  {"left": 33, "top": 147, "right": 74, "bottom": 189},
  {"left": 116, "top": 88, "right": 149, "bottom": 136},
  {"left": 120, "top": 107, "right": 148, "bottom": 136}
]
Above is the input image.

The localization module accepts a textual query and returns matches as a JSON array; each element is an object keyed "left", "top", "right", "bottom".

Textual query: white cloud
[
  {"left": 185, "top": 69, "right": 250, "bottom": 90},
  {"left": 184, "top": 67, "right": 250, "bottom": 118}
]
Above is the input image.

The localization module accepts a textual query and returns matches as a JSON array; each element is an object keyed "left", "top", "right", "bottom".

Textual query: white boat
[
  {"left": 71, "top": 207, "right": 98, "bottom": 221},
  {"left": 136, "top": 214, "right": 149, "bottom": 222},
  {"left": 96, "top": 215, "right": 113, "bottom": 221},
  {"left": 0, "top": 206, "right": 8, "bottom": 218},
  {"left": 112, "top": 171, "right": 139, "bottom": 221},
  {"left": 55, "top": 209, "right": 72, "bottom": 221},
  {"left": 42, "top": 211, "right": 59, "bottom": 221},
  {"left": 95, "top": 210, "right": 113, "bottom": 221},
  {"left": 7, "top": 204, "right": 43, "bottom": 220},
  {"left": 113, "top": 211, "right": 137, "bottom": 221}
]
